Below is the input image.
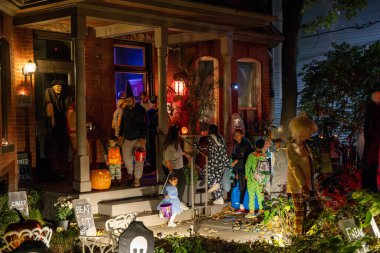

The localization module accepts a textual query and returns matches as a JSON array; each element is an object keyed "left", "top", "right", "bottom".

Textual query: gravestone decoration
[
  {"left": 368, "top": 217, "right": 380, "bottom": 238},
  {"left": 118, "top": 221, "right": 154, "bottom": 253},
  {"left": 8, "top": 191, "right": 29, "bottom": 218},
  {"left": 72, "top": 199, "right": 96, "bottom": 236},
  {"left": 17, "top": 153, "right": 32, "bottom": 188},
  {"left": 338, "top": 218, "right": 369, "bottom": 253}
]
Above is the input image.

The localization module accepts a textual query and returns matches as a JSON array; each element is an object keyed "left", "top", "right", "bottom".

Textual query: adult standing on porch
[{"left": 118, "top": 81, "right": 147, "bottom": 187}]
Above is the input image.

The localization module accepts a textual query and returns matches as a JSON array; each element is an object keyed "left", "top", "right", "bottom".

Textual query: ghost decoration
[
  {"left": 130, "top": 236, "right": 147, "bottom": 253},
  {"left": 118, "top": 221, "right": 154, "bottom": 253}
]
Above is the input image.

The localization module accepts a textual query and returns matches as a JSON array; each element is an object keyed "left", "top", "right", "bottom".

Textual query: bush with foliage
[{"left": 299, "top": 42, "right": 380, "bottom": 141}]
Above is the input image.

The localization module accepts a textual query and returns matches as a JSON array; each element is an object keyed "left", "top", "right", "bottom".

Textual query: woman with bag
[
  {"left": 194, "top": 124, "right": 229, "bottom": 205},
  {"left": 162, "top": 125, "right": 189, "bottom": 210}
]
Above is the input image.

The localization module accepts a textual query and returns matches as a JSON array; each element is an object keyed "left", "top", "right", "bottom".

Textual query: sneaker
[
  {"left": 208, "top": 183, "right": 220, "bottom": 193},
  {"left": 180, "top": 202, "right": 189, "bottom": 211},
  {"left": 168, "top": 222, "right": 177, "bottom": 227},
  {"left": 245, "top": 213, "right": 257, "bottom": 219},
  {"left": 239, "top": 204, "right": 245, "bottom": 211},
  {"left": 213, "top": 197, "right": 224, "bottom": 205}
]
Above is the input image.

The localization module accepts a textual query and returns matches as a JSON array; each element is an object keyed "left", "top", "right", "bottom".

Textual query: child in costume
[
  {"left": 269, "top": 126, "right": 288, "bottom": 197},
  {"left": 157, "top": 173, "right": 183, "bottom": 227},
  {"left": 245, "top": 138, "right": 270, "bottom": 218},
  {"left": 106, "top": 136, "right": 122, "bottom": 186}
]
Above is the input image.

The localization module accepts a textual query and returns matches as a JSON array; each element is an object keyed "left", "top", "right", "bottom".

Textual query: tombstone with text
[
  {"left": 8, "top": 191, "right": 29, "bottom": 218},
  {"left": 338, "top": 218, "right": 369, "bottom": 253},
  {"left": 72, "top": 199, "right": 96, "bottom": 236},
  {"left": 17, "top": 153, "right": 32, "bottom": 188}
]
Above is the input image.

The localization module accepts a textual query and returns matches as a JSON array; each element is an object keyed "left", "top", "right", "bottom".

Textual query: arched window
[
  {"left": 195, "top": 56, "right": 219, "bottom": 127},
  {"left": 237, "top": 58, "right": 262, "bottom": 131}
]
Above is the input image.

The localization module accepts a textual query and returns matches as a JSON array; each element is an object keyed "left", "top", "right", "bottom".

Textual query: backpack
[{"left": 253, "top": 159, "right": 271, "bottom": 185}]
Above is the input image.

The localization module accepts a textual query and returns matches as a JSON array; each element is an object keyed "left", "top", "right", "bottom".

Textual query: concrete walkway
[{"left": 150, "top": 213, "right": 277, "bottom": 243}]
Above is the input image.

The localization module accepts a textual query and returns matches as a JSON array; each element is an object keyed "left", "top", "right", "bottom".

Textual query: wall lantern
[
  {"left": 17, "top": 59, "right": 36, "bottom": 106},
  {"left": 23, "top": 59, "right": 37, "bottom": 76},
  {"left": 174, "top": 80, "right": 185, "bottom": 95},
  {"left": 173, "top": 71, "right": 187, "bottom": 96}
]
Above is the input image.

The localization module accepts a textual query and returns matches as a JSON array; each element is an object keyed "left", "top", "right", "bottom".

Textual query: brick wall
[
  {"left": 85, "top": 28, "right": 115, "bottom": 146},
  {"left": 13, "top": 28, "right": 36, "bottom": 168},
  {"left": 0, "top": 14, "right": 18, "bottom": 191}
]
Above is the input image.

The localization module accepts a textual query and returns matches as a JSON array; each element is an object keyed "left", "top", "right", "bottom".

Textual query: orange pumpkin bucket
[{"left": 134, "top": 144, "right": 146, "bottom": 162}]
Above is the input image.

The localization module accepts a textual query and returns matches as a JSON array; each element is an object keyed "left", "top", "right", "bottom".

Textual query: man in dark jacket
[
  {"left": 118, "top": 82, "right": 147, "bottom": 187},
  {"left": 231, "top": 128, "right": 254, "bottom": 210}
]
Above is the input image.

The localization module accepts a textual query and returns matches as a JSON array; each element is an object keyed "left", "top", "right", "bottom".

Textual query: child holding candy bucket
[{"left": 157, "top": 173, "right": 183, "bottom": 227}]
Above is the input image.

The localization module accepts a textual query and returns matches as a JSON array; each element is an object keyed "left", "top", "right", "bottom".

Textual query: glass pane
[
  {"left": 114, "top": 46, "right": 144, "bottom": 66},
  {"left": 34, "top": 39, "right": 72, "bottom": 61},
  {"left": 115, "top": 72, "right": 145, "bottom": 100}
]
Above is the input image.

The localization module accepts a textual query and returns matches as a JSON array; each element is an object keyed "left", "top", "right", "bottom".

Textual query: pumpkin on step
[{"left": 91, "top": 169, "right": 111, "bottom": 190}]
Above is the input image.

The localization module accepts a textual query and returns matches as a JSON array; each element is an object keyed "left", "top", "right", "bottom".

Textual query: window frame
[{"left": 113, "top": 40, "right": 153, "bottom": 96}]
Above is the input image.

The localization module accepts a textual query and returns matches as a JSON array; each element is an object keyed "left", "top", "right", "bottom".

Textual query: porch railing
[{"left": 180, "top": 136, "right": 210, "bottom": 218}]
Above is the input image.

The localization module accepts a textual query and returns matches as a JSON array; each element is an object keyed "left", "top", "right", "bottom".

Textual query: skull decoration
[{"left": 130, "top": 236, "right": 147, "bottom": 253}]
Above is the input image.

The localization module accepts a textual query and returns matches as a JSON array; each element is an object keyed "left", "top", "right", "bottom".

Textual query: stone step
[
  {"left": 94, "top": 203, "right": 228, "bottom": 229},
  {"left": 98, "top": 191, "right": 210, "bottom": 216},
  {"left": 79, "top": 184, "right": 164, "bottom": 214}
]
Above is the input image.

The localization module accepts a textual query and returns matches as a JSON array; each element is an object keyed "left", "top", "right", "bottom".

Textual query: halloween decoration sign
[
  {"left": 72, "top": 199, "right": 96, "bottom": 236},
  {"left": 8, "top": 191, "right": 29, "bottom": 218}
]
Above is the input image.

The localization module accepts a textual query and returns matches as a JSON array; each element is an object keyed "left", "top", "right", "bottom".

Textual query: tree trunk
[{"left": 281, "top": 0, "right": 304, "bottom": 137}]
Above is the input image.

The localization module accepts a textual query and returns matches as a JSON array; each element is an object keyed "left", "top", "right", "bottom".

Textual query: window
[
  {"left": 114, "top": 46, "right": 145, "bottom": 67},
  {"left": 34, "top": 38, "right": 72, "bottom": 61},
  {"left": 114, "top": 42, "right": 152, "bottom": 102}
]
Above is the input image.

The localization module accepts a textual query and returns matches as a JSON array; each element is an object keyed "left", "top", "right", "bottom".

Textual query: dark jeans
[
  {"left": 163, "top": 165, "right": 186, "bottom": 202},
  {"left": 236, "top": 169, "right": 247, "bottom": 203}
]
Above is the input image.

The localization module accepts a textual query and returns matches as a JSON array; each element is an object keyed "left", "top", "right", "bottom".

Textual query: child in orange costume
[{"left": 107, "top": 136, "right": 123, "bottom": 186}]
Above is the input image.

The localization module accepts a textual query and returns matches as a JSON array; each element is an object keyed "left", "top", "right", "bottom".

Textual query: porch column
[
  {"left": 221, "top": 33, "right": 233, "bottom": 141},
  {"left": 154, "top": 26, "right": 169, "bottom": 133},
  {"left": 72, "top": 15, "right": 91, "bottom": 192}
]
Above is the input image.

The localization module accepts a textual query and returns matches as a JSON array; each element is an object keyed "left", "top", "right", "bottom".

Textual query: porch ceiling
[
  {"left": 10, "top": 0, "right": 274, "bottom": 32},
  {"left": 7, "top": 0, "right": 283, "bottom": 46}
]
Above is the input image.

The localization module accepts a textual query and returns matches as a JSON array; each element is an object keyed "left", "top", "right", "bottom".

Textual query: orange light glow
[
  {"left": 181, "top": 127, "right": 189, "bottom": 135},
  {"left": 174, "top": 80, "right": 185, "bottom": 95}
]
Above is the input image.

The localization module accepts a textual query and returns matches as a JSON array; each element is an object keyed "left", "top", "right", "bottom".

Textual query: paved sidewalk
[{"left": 150, "top": 213, "right": 277, "bottom": 243}]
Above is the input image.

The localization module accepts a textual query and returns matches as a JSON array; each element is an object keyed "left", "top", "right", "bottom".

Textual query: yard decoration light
[{"left": 118, "top": 221, "right": 154, "bottom": 253}]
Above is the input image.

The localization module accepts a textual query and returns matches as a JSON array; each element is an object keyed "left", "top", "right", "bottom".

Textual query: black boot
[{"left": 126, "top": 174, "right": 134, "bottom": 185}]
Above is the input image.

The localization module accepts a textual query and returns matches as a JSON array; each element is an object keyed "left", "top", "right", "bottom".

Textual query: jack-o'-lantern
[{"left": 91, "top": 169, "right": 111, "bottom": 190}]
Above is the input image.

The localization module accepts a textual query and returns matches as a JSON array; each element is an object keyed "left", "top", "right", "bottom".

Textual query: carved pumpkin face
[{"left": 90, "top": 169, "right": 111, "bottom": 190}]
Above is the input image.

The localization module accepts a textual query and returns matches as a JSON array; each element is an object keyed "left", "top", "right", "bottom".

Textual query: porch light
[
  {"left": 22, "top": 59, "right": 36, "bottom": 76},
  {"left": 173, "top": 71, "right": 187, "bottom": 96},
  {"left": 174, "top": 80, "right": 185, "bottom": 95}
]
